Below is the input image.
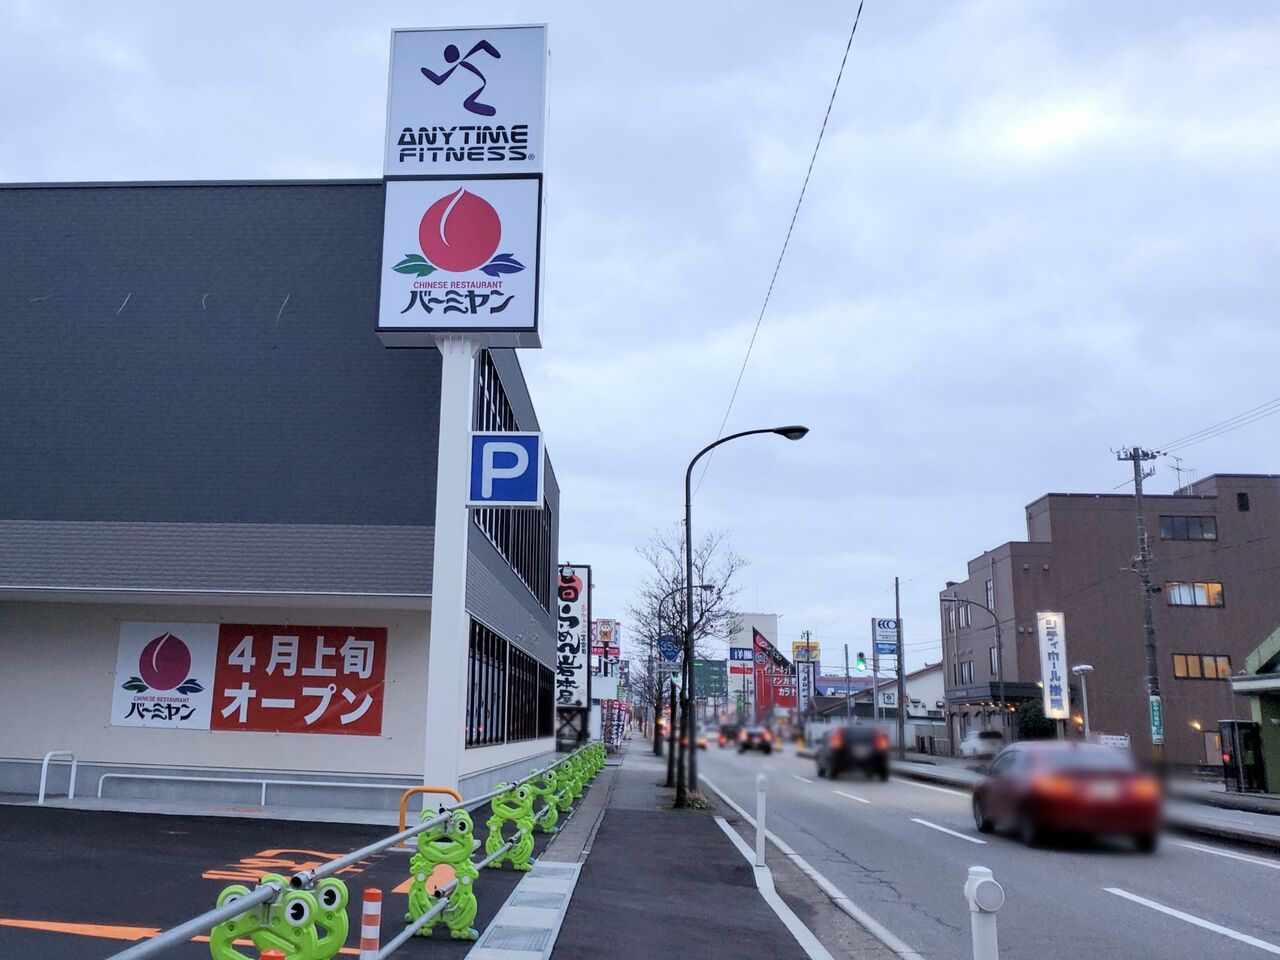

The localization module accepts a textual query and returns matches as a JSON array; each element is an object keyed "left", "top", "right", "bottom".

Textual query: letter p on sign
[{"left": 468, "top": 432, "right": 544, "bottom": 507}]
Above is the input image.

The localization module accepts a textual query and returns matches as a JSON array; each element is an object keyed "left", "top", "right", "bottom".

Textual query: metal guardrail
[
  {"left": 97, "top": 773, "right": 419, "bottom": 806},
  {"left": 104, "top": 743, "right": 601, "bottom": 960},
  {"left": 37, "top": 750, "right": 77, "bottom": 805}
]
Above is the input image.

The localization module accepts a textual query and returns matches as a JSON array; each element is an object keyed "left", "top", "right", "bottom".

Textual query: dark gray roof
[{"left": 0, "top": 520, "right": 431, "bottom": 596}]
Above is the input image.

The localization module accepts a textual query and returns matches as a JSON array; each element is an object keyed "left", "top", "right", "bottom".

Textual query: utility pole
[
  {"left": 844, "top": 644, "right": 851, "bottom": 719},
  {"left": 1118, "top": 445, "right": 1164, "bottom": 762},
  {"left": 896, "top": 576, "right": 907, "bottom": 760}
]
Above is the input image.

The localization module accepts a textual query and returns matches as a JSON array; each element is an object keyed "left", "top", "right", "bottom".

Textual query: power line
[
  {"left": 1158, "top": 395, "right": 1280, "bottom": 452},
  {"left": 694, "top": 1, "right": 867, "bottom": 495}
]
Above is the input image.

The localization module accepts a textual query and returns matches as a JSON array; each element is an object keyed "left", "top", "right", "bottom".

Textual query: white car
[{"left": 958, "top": 729, "right": 1004, "bottom": 759}]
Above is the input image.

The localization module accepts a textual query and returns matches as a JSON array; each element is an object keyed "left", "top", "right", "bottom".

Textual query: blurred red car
[{"left": 972, "top": 741, "right": 1162, "bottom": 851}]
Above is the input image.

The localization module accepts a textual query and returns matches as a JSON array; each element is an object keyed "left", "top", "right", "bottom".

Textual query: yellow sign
[{"left": 792, "top": 641, "right": 820, "bottom": 663}]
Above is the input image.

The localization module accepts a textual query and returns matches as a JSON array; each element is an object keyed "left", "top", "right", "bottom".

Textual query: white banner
[
  {"left": 796, "top": 661, "right": 816, "bottom": 713},
  {"left": 385, "top": 26, "right": 546, "bottom": 176},
  {"left": 111, "top": 623, "right": 217, "bottom": 729},
  {"left": 1036, "top": 611, "right": 1070, "bottom": 720},
  {"left": 555, "top": 565, "right": 591, "bottom": 709}
]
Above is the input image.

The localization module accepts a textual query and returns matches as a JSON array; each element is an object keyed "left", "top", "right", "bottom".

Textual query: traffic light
[{"left": 855, "top": 651, "right": 867, "bottom": 671}]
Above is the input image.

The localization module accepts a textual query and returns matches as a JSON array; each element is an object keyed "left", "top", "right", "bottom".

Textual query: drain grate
[
  {"left": 510, "top": 891, "right": 565, "bottom": 909},
  {"left": 483, "top": 925, "right": 552, "bottom": 952},
  {"left": 531, "top": 862, "right": 575, "bottom": 876}
]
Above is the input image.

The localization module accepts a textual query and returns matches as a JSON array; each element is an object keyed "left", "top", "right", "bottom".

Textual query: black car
[
  {"left": 815, "top": 725, "right": 889, "bottom": 780},
  {"left": 738, "top": 725, "right": 774, "bottom": 754}
]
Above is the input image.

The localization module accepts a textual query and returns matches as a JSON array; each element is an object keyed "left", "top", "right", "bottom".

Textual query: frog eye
[
  {"left": 217, "top": 885, "right": 251, "bottom": 909},
  {"left": 317, "top": 880, "right": 345, "bottom": 911},
  {"left": 283, "top": 894, "right": 312, "bottom": 927}
]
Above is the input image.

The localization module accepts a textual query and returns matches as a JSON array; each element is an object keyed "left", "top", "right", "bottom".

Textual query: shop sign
[
  {"left": 385, "top": 26, "right": 547, "bottom": 177},
  {"left": 378, "top": 177, "right": 541, "bottom": 339},
  {"left": 1036, "top": 611, "right": 1070, "bottom": 720},
  {"left": 555, "top": 565, "right": 591, "bottom": 708},
  {"left": 112, "top": 623, "right": 388, "bottom": 735}
]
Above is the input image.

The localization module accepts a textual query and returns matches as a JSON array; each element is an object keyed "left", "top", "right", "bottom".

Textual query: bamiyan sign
[{"left": 112, "top": 622, "right": 388, "bottom": 735}]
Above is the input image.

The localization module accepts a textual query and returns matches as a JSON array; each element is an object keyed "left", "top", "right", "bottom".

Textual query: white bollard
[
  {"left": 755, "top": 774, "right": 767, "bottom": 867},
  {"left": 963, "top": 866, "right": 1004, "bottom": 960}
]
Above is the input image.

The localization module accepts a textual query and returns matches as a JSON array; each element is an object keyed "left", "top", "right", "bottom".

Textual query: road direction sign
[
  {"left": 657, "top": 634, "right": 681, "bottom": 662},
  {"left": 1148, "top": 695, "right": 1164, "bottom": 745}
]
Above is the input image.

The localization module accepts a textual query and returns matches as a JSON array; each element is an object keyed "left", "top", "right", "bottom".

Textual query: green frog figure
[{"left": 406, "top": 808, "right": 480, "bottom": 940}]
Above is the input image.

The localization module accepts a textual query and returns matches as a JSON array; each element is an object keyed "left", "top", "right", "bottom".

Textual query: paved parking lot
[{"left": 0, "top": 803, "right": 540, "bottom": 959}]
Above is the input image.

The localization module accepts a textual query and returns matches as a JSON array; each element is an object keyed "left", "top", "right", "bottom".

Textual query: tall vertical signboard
[
  {"left": 752, "top": 629, "right": 797, "bottom": 715},
  {"left": 1036, "top": 612, "right": 1070, "bottom": 721},
  {"left": 556, "top": 565, "right": 592, "bottom": 745},
  {"left": 377, "top": 25, "right": 547, "bottom": 348}
]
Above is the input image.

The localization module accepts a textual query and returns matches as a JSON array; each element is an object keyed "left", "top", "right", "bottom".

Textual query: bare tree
[{"left": 626, "top": 523, "right": 747, "bottom": 758}]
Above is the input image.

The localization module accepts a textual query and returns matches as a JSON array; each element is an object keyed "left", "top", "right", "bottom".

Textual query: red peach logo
[
  {"left": 121, "top": 632, "right": 204, "bottom": 695},
  {"left": 393, "top": 188, "right": 525, "bottom": 278}
]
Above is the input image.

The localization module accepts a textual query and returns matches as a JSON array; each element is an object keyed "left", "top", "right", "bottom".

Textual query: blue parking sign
[{"left": 468, "top": 432, "right": 544, "bottom": 507}]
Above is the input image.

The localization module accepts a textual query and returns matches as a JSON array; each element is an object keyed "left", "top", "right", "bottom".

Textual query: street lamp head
[
  {"left": 772, "top": 425, "right": 809, "bottom": 441},
  {"left": 1071, "top": 664, "right": 1094, "bottom": 675}
]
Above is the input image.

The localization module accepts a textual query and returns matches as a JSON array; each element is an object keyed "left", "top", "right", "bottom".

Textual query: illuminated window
[
  {"left": 1173, "top": 653, "right": 1231, "bottom": 680},
  {"left": 1165, "top": 581, "right": 1225, "bottom": 607}
]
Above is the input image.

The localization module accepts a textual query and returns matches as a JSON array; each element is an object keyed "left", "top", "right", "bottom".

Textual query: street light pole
[
  {"left": 1072, "top": 664, "right": 1094, "bottom": 741},
  {"left": 941, "top": 597, "right": 1006, "bottom": 731},
  {"left": 676, "top": 425, "right": 809, "bottom": 808}
]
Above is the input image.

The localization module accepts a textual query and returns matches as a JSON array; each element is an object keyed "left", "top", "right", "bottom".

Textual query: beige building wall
[{"left": 0, "top": 600, "right": 429, "bottom": 779}]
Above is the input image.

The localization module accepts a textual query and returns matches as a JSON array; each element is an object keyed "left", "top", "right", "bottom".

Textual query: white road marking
[
  {"left": 834, "top": 790, "right": 871, "bottom": 805},
  {"left": 892, "top": 777, "right": 968, "bottom": 797},
  {"left": 1106, "top": 887, "right": 1280, "bottom": 955},
  {"left": 1169, "top": 839, "right": 1280, "bottom": 871},
  {"left": 910, "top": 818, "right": 986, "bottom": 844},
  {"left": 715, "top": 817, "right": 835, "bottom": 960},
  {"left": 702, "top": 776, "right": 925, "bottom": 960},
  {"left": 792, "top": 774, "right": 815, "bottom": 784}
]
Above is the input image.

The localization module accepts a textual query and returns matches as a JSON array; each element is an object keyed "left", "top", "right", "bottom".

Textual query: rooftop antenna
[{"left": 1171, "top": 455, "right": 1187, "bottom": 493}]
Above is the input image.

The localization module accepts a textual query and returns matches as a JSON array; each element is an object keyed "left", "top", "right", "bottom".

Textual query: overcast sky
[{"left": 4, "top": 2, "right": 1278, "bottom": 674}]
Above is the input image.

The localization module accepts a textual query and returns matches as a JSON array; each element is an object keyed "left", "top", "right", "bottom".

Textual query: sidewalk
[{"left": 549, "top": 745, "right": 813, "bottom": 960}]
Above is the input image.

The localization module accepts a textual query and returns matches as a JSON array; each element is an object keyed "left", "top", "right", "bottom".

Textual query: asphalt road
[
  {"left": 700, "top": 744, "right": 1280, "bottom": 959},
  {"left": 0, "top": 804, "right": 536, "bottom": 959}
]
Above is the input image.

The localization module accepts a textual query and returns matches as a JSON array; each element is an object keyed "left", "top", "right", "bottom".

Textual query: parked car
[
  {"left": 971, "top": 741, "right": 1163, "bottom": 851},
  {"left": 958, "top": 729, "right": 1005, "bottom": 760},
  {"left": 717, "top": 723, "right": 741, "bottom": 748},
  {"left": 815, "top": 725, "right": 890, "bottom": 781},
  {"left": 738, "top": 725, "right": 773, "bottom": 754}
]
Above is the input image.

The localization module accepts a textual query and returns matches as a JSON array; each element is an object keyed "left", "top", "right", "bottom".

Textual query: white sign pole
[{"left": 422, "top": 334, "right": 480, "bottom": 792}]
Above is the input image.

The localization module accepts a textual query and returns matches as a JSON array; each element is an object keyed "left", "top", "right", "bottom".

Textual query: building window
[
  {"left": 1237, "top": 492, "right": 1250, "bottom": 512},
  {"left": 466, "top": 619, "right": 553, "bottom": 748},
  {"left": 1165, "top": 581, "right": 1225, "bottom": 607},
  {"left": 960, "top": 661, "right": 974, "bottom": 684},
  {"left": 959, "top": 604, "right": 971, "bottom": 629},
  {"left": 989, "top": 646, "right": 998, "bottom": 675},
  {"left": 1173, "top": 653, "right": 1232, "bottom": 680},
  {"left": 1159, "top": 516, "right": 1218, "bottom": 541},
  {"left": 472, "top": 351, "right": 554, "bottom": 611},
  {"left": 947, "top": 606, "right": 956, "bottom": 634},
  {"left": 985, "top": 578, "right": 995, "bottom": 610}
]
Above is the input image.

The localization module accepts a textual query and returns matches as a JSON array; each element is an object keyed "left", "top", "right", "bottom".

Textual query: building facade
[
  {"left": 941, "top": 474, "right": 1280, "bottom": 767},
  {"left": 0, "top": 181, "right": 561, "bottom": 805}
]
